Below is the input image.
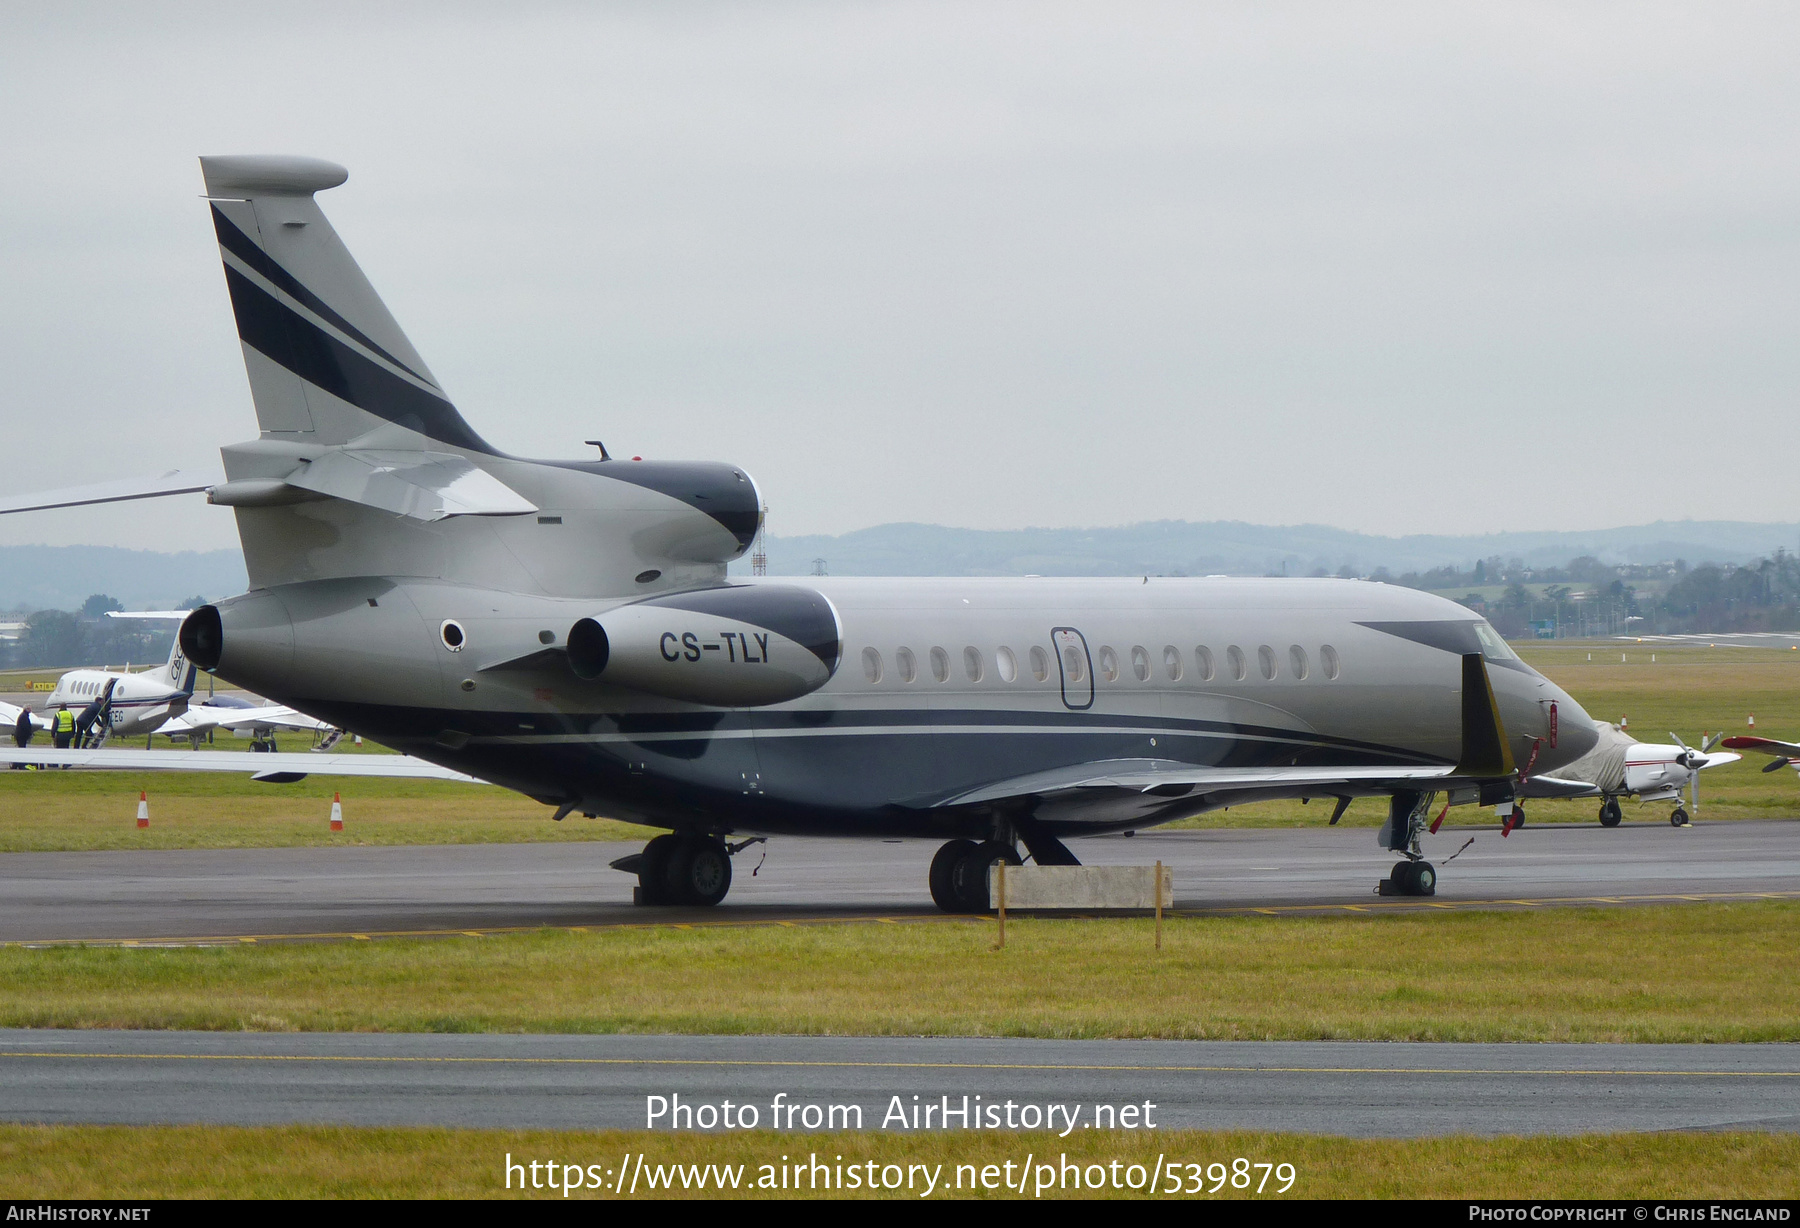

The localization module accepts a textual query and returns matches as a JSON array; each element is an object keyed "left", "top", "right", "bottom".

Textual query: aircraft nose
[{"left": 1549, "top": 691, "right": 1600, "bottom": 763}]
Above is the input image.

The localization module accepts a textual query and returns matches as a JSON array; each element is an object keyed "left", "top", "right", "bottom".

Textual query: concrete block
[{"left": 988, "top": 864, "right": 1173, "bottom": 910}]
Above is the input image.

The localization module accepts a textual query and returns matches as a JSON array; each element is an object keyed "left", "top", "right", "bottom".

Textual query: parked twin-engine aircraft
[
  {"left": 1533, "top": 723, "right": 1738, "bottom": 827},
  {"left": 0, "top": 155, "right": 1604, "bottom": 909},
  {"left": 34, "top": 635, "right": 199, "bottom": 741}
]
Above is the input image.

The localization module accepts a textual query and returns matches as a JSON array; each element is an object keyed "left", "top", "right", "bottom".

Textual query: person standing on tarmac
[
  {"left": 52, "top": 704, "right": 74, "bottom": 767},
  {"left": 10, "top": 706, "right": 31, "bottom": 769}
]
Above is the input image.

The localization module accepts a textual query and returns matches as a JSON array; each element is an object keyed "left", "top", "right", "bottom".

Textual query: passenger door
[{"left": 1051, "top": 626, "right": 1094, "bottom": 710}]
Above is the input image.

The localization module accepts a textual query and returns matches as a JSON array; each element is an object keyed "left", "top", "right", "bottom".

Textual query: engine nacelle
[
  {"left": 568, "top": 584, "right": 841, "bottom": 707},
  {"left": 1623, "top": 747, "right": 1688, "bottom": 795}
]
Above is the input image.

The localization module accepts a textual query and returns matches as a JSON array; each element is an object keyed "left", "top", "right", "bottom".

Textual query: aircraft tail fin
[
  {"left": 160, "top": 627, "right": 198, "bottom": 696},
  {"left": 199, "top": 156, "right": 491, "bottom": 454}
]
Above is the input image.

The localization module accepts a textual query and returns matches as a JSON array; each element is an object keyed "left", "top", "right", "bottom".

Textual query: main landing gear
[
  {"left": 1598, "top": 798, "right": 1623, "bottom": 828},
  {"left": 626, "top": 833, "right": 734, "bottom": 907},
  {"left": 1670, "top": 807, "right": 1690, "bottom": 827},
  {"left": 927, "top": 827, "right": 1081, "bottom": 913},
  {"left": 928, "top": 839, "right": 1021, "bottom": 913},
  {"left": 1376, "top": 791, "right": 1438, "bottom": 897}
]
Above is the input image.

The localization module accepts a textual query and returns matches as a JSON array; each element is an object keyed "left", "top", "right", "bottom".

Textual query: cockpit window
[{"left": 1473, "top": 621, "right": 1515, "bottom": 662}]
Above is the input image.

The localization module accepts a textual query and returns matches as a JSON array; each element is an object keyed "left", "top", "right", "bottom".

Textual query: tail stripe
[
  {"left": 221, "top": 265, "right": 494, "bottom": 455},
  {"left": 211, "top": 205, "right": 434, "bottom": 389}
]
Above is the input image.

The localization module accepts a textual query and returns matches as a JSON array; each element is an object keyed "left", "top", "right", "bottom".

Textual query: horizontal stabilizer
[
  {"left": 0, "top": 468, "right": 223, "bottom": 516},
  {"left": 284, "top": 449, "right": 535, "bottom": 520},
  {"left": 0, "top": 747, "right": 476, "bottom": 781}
]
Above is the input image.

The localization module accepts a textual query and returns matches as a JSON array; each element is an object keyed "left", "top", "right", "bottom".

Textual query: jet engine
[{"left": 567, "top": 584, "right": 841, "bottom": 707}]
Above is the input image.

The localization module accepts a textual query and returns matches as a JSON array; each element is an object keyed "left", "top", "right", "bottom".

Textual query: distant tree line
[
  {"left": 0, "top": 594, "right": 205, "bottom": 670},
  {"left": 1353, "top": 553, "right": 1800, "bottom": 639}
]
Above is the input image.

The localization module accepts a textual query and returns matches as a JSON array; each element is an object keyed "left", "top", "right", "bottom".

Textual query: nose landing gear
[{"left": 1376, "top": 790, "right": 1439, "bottom": 897}]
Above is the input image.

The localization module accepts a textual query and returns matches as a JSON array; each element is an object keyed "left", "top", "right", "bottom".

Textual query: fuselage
[
  {"left": 42, "top": 669, "right": 188, "bottom": 737},
  {"left": 197, "top": 574, "right": 1598, "bottom": 837}
]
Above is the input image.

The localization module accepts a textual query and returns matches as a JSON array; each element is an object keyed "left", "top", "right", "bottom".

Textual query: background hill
[{"left": 737, "top": 519, "right": 1800, "bottom": 578}]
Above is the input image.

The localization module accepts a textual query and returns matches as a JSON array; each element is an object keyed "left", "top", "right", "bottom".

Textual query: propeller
[
  {"left": 1668, "top": 731, "right": 1720, "bottom": 771},
  {"left": 1669, "top": 731, "right": 1722, "bottom": 817}
]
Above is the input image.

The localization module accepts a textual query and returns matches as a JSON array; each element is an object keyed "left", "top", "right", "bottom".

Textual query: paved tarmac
[
  {"left": 0, "top": 1030, "right": 1794, "bottom": 1136},
  {"left": 0, "top": 820, "right": 1796, "bottom": 944}
]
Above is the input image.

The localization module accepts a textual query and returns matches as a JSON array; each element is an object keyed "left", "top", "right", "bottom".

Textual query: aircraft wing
[
  {"left": 935, "top": 758, "right": 1460, "bottom": 808},
  {"left": 940, "top": 653, "right": 1528, "bottom": 813},
  {"left": 167, "top": 704, "right": 335, "bottom": 735},
  {"left": 1721, "top": 736, "right": 1800, "bottom": 759},
  {"left": 0, "top": 747, "right": 476, "bottom": 782},
  {"left": 0, "top": 701, "right": 52, "bottom": 733},
  {"left": 0, "top": 468, "right": 223, "bottom": 515},
  {"left": 1519, "top": 776, "right": 1604, "bottom": 799}
]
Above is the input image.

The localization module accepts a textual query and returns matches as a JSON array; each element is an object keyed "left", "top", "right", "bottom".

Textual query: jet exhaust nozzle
[
  {"left": 179, "top": 606, "right": 224, "bottom": 672},
  {"left": 567, "top": 584, "right": 841, "bottom": 707}
]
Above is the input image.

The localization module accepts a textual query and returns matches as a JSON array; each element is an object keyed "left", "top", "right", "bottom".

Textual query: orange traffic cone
[
  {"left": 329, "top": 792, "right": 343, "bottom": 832},
  {"left": 136, "top": 791, "right": 149, "bottom": 829}
]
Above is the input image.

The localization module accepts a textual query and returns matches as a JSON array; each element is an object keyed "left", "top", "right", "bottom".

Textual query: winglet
[{"left": 1456, "top": 653, "right": 1516, "bottom": 777}]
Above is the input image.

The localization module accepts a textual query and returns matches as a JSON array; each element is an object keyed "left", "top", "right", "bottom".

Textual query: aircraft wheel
[
  {"left": 1510, "top": 805, "right": 1525, "bottom": 828},
  {"left": 1671, "top": 808, "right": 1689, "bottom": 827},
  {"left": 1599, "top": 799, "right": 1622, "bottom": 828},
  {"left": 950, "top": 839, "right": 1021, "bottom": 913},
  {"left": 636, "top": 833, "right": 682, "bottom": 905},
  {"left": 1412, "top": 862, "right": 1437, "bottom": 895},
  {"left": 666, "top": 836, "right": 732, "bottom": 907},
  {"left": 929, "top": 840, "right": 977, "bottom": 912}
]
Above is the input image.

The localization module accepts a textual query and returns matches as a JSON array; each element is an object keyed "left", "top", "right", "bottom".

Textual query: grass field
[
  {"left": 2, "top": 640, "right": 1797, "bottom": 849},
  {"left": 0, "top": 767, "right": 655, "bottom": 850},
  {"left": 2, "top": 1124, "right": 1794, "bottom": 1199},
  {"left": 3, "top": 902, "right": 1794, "bottom": 1042}
]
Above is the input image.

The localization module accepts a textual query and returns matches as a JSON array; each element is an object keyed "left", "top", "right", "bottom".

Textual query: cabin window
[
  {"left": 1321, "top": 644, "right": 1341, "bottom": 680},
  {"left": 1289, "top": 645, "right": 1309, "bottom": 680},
  {"left": 1063, "top": 645, "right": 1087, "bottom": 683},
  {"left": 1029, "top": 646, "right": 1050, "bottom": 682},
  {"left": 1163, "top": 645, "right": 1182, "bottom": 681},
  {"left": 963, "top": 646, "right": 984, "bottom": 683},
  {"left": 996, "top": 646, "right": 1018, "bottom": 683},
  {"left": 1098, "top": 646, "right": 1119, "bottom": 682},
  {"left": 930, "top": 646, "right": 950, "bottom": 683},
  {"left": 1226, "top": 645, "right": 1247, "bottom": 682},
  {"left": 1195, "top": 646, "right": 1215, "bottom": 682},
  {"left": 1258, "top": 645, "right": 1276, "bottom": 680},
  {"left": 896, "top": 647, "right": 917, "bottom": 683},
  {"left": 861, "top": 647, "right": 883, "bottom": 684},
  {"left": 1131, "top": 646, "right": 1150, "bottom": 682}
]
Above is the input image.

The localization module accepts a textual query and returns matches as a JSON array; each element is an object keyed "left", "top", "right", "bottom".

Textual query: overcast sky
[{"left": 2, "top": 2, "right": 1797, "bottom": 551}]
